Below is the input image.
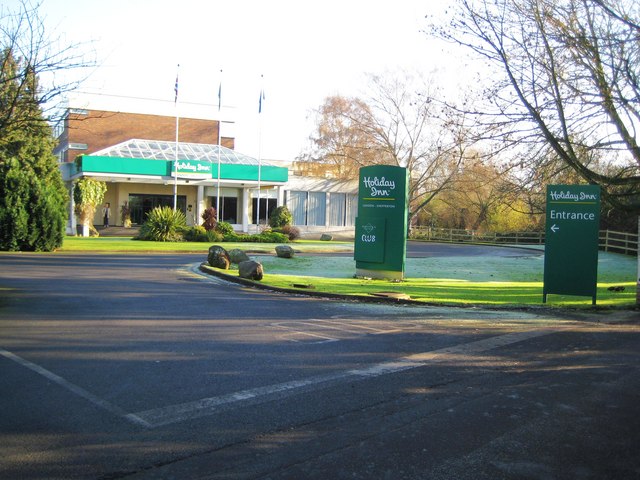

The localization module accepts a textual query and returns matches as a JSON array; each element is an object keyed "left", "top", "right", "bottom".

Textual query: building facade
[{"left": 57, "top": 93, "right": 356, "bottom": 237}]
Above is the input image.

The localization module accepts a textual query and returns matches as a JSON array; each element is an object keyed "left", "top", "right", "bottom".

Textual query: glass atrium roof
[{"left": 91, "top": 139, "right": 272, "bottom": 166}]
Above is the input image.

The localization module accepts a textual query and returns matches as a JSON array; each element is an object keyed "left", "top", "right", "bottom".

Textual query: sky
[{"left": 10, "top": 0, "right": 464, "bottom": 160}]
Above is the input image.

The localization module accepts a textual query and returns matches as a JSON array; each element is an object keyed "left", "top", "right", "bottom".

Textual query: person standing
[{"left": 102, "top": 203, "right": 111, "bottom": 228}]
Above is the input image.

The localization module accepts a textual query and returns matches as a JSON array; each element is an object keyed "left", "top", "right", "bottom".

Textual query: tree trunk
[{"left": 637, "top": 217, "right": 639, "bottom": 305}]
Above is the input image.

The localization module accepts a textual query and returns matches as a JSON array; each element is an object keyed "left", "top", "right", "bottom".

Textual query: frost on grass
[{"left": 254, "top": 252, "right": 634, "bottom": 284}]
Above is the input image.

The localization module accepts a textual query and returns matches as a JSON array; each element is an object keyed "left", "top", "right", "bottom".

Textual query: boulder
[
  {"left": 228, "top": 248, "right": 250, "bottom": 264},
  {"left": 238, "top": 260, "right": 264, "bottom": 281},
  {"left": 320, "top": 233, "right": 333, "bottom": 241},
  {"left": 207, "top": 245, "right": 230, "bottom": 269},
  {"left": 275, "top": 244, "right": 295, "bottom": 258}
]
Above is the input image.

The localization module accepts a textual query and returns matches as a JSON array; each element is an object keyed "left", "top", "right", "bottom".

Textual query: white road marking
[
  {"left": 301, "top": 319, "right": 396, "bottom": 335},
  {"left": 0, "top": 347, "right": 151, "bottom": 428},
  {"left": 268, "top": 323, "right": 339, "bottom": 343},
  {"left": 130, "top": 327, "right": 566, "bottom": 427},
  {"left": 268, "top": 318, "right": 408, "bottom": 344},
  {"left": 2, "top": 327, "right": 568, "bottom": 429}
]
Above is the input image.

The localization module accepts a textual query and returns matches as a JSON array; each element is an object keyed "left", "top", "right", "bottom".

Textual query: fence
[
  {"left": 599, "top": 230, "right": 638, "bottom": 256},
  {"left": 410, "top": 227, "right": 637, "bottom": 256}
]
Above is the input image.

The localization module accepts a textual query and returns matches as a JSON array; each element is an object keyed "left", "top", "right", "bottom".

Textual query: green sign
[
  {"left": 543, "top": 184, "right": 601, "bottom": 304},
  {"left": 354, "top": 165, "right": 408, "bottom": 280},
  {"left": 172, "top": 160, "right": 213, "bottom": 178}
]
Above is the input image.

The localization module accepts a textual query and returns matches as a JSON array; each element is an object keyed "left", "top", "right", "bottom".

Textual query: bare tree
[
  {"left": 430, "top": 0, "right": 640, "bottom": 212},
  {"left": 300, "top": 96, "right": 383, "bottom": 179},
  {"left": 301, "top": 70, "right": 483, "bottom": 225},
  {"left": 0, "top": 0, "right": 94, "bottom": 135}
]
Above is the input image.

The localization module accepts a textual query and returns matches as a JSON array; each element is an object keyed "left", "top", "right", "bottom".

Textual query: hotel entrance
[{"left": 128, "top": 194, "right": 187, "bottom": 224}]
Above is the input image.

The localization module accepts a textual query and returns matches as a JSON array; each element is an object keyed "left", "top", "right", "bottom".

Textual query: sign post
[
  {"left": 543, "top": 184, "right": 601, "bottom": 305},
  {"left": 354, "top": 165, "right": 408, "bottom": 280}
]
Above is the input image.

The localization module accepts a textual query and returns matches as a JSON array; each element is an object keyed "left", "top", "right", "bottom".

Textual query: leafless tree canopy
[
  {"left": 431, "top": 0, "right": 640, "bottom": 211},
  {"left": 0, "top": 0, "right": 94, "bottom": 134},
  {"left": 301, "top": 71, "right": 492, "bottom": 222}
]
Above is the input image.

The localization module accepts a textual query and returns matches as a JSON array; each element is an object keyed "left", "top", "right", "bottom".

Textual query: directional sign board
[
  {"left": 543, "top": 184, "right": 601, "bottom": 304},
  {"left": 354, "top": 165, "right": 408, "bottom": 280}
]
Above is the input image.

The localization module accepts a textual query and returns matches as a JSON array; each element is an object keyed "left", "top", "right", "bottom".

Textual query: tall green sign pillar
[
  {"left": 354, "top": 165, "right": 409, "bottom": 280},
  {"left": 543, "top": 184, "right": 601, "bottom": 305}
]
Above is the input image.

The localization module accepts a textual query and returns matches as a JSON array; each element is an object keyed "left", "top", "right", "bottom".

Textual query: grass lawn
[
  {"left": 59, "top": 236, "right": 636, "bottom": 308},
  {"left": 224, "top": 251, "right": 636, "bottom": 309},
  {"left": 59, "top": 236, "right": 353, "bottom": 254}
]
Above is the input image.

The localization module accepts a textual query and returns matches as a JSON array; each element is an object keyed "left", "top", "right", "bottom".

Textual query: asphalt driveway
[{"left": 0, "top": 253, "right": 638, "bottom": 480}]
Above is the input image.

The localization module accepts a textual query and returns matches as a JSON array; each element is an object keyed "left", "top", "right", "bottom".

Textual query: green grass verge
[
  {"left": 59, "top": 236, "right": 353, "bottom": 253},
  {"left": 50, "top": 237, "right": 639, "bottom": 308},
  {"left": 222, "top": 252, "right": 637, "bottom": 308}
]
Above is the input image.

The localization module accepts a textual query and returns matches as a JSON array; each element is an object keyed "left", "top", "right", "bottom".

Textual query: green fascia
[
  {"left": 220, "top": 164, "right": 288, "bottom": 182},
  {"left": 77, "top": 156, "right": 288, "bottom": 182}
]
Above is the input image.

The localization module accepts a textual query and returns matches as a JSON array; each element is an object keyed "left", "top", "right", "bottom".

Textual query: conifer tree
[{"left": 0, "top": 48, "right": 68, "bottom": 251}]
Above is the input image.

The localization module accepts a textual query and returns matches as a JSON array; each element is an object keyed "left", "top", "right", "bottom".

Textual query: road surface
[{"left": 0, "top": 253, "right": 638, "bottom": 479}]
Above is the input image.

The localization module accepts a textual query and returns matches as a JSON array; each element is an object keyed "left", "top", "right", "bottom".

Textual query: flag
[
  {"left": 258, "top": 87, "right": 265, "bottom": 113},
  {"left": 258, "top": 74, "right": 265, "bottom": 113},
  {"left": 174, "top": 73, "right": 179, "bottom": 104},
  {"left": 217, "top": 69, "right": 222, "bottom": 111}
]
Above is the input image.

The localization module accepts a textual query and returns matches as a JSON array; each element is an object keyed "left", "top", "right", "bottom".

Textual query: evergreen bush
[
  {"left": 0, "top": 50, "right": 68, "bottom": 251},
  {"left": 184, "top": 225, "right": 224, "bottom": 242},
  {"left": 268, "top": 206, "right": 293, "bottom": 228},
  {"left": 184, "top": 225, "right": 207, "bottom": 242},
  {"left": 137, "top": 206, "right": 187, "bottom": 242},
  {"left": 216, "top": 221, "right": 235, "bottom": 236}
]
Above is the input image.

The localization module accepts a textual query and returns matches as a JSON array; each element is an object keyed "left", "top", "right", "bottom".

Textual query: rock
[
  {"left": 207, "top": 245, "right": 230, "bottom": 269},
  {"left": 275, "top": 245, "right": 295, "bottom": 258},
  {"left": 238, "top": 260, "right": 264, "bottom": 281},
  {"left": 228, "top": 248, "right": 250, "bottom": 264},
  {"left": 320, "top": 233, "right": 333, "bottom": 241}
]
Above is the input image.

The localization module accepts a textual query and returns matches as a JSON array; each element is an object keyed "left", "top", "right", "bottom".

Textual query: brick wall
[{"left": 63, "top": 110, "right": 234, "bottom": 161}]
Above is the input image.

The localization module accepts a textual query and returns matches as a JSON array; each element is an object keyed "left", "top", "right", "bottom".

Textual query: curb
[{"left": 196, "top": 263, "right": 639, "bottom": 322}]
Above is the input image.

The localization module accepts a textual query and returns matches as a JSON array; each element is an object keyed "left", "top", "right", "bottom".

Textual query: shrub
[
  {"left": 219, "top": 231, "right": 289, "bottom": 243},
  {"left": 216, "top": 221, "right": 235, "bottom": 236},
  {"left": 274, "top": 225, "right": 301, "bottom": 240},
  {"left": 137, "top": 206, "right": 186, "bottom": 242},
  {"left": 201, "top": 207, "right": 217, "bottom": 231},
  {"left": 184, "top": 225, "right": 207, "bottom": 242},
  {"left": 251, "top": 231, "right": 289, "bottom": 243},
  {"left": 184, "top": 226, "right": 223, "bottom": 242},
  {"left": 223, "top": 231, "right": 242, "bottom": 242},
  {"left": 206, "top": 229, "right": 223, "bottom": 242},
  {"left": 268, "top": 206, "right": 293, "bottom": 228}
]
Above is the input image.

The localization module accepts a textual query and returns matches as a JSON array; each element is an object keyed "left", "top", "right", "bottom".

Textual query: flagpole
[
  {"left": 257, "top": 74, "right": 264, "bottom": 229},
  {"left": 216, "top": 69, "right": 222, "bottom": 222},
  {"left": 173, "top": 64, "right": 180, "bottom": 211}
]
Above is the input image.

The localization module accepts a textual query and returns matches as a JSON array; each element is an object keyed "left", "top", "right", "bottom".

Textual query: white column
[
  {"left": 68, "top": 183, "right": 76, "bottom": 235},
  {"left": 277, "top": 186, "right": 284, "bottom": 206},
  {"left": 196, "top": 185, "right": 205, "bottom": 227},
  {"left": 242, "top": 187, "right": 250, "bottom": 233}
]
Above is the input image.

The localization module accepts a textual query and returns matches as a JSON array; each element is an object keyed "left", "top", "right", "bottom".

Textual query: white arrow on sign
[{"left": 550, "top": 224, "right": 559, "bottom": 233}]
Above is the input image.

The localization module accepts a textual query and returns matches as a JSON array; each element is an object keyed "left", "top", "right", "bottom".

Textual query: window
[
  {"left": 252, "top": 197, "right": 277, "bottom": 224},
  {"left": 288, "top": 191, "right": 307, "bottom": 226},
  {"left": 346, "top": 193, "right": 357, "bottom": 226},
  {"left": 288, "top": 190, "right": 356, "bottom": 227},
  {"left": 307, "top": 192, "right": 326, "bottom": 226},
  {"left": 328, "top": 192, "right": 357, "bottom": 226},
  {"left": 329, "top": 193, "right": 346, "bottom": 226}
]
